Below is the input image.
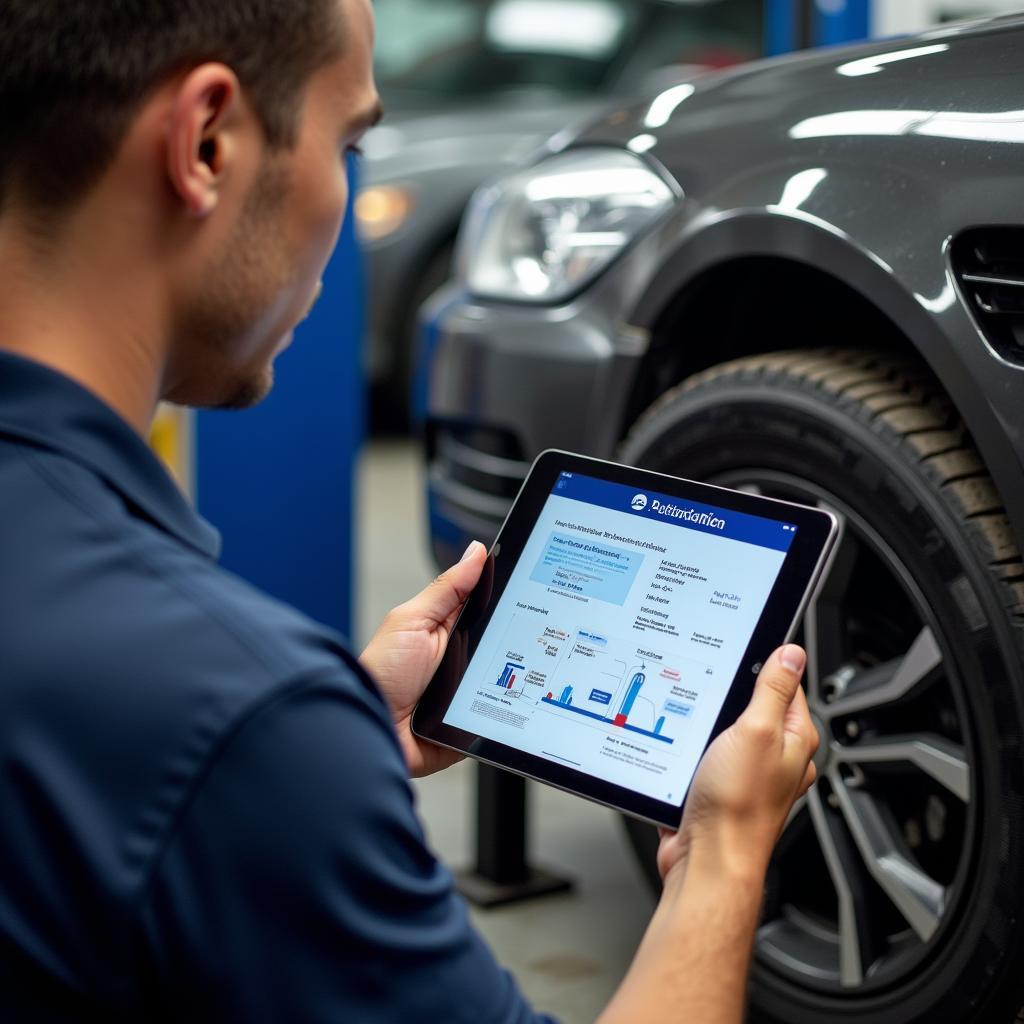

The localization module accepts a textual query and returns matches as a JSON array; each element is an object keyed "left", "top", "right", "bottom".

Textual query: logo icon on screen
[{"left": 631, "top": 494, "right": 648, "bottom": 511}]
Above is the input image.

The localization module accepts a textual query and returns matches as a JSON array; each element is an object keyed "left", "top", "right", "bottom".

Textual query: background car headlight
[
  {"left": 355, "top": 184, "right": 415, "bottom": 243},
  {"left": 460, "top": 148, "right": 676, "bottom": 303}
]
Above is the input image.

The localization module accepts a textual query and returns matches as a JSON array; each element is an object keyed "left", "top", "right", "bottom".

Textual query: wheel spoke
[
  {"left": 710, "top": 474, "right": 969, "bottom": 993},
  {"left": 830, "top": 773, "right": 945, "bottom": 941},
  {"left": 763, "top": 796, "right": 810, "bottom": 920},
  {"left": 806, "top": 787, "right": 865, "bottom": 987},
  {"left": 835, "top": 734, "right": 970, "bottom": 803},
  {"left": 826, "top": 626, "right": 942, "bottom": 719},
  {"left": 804, "top": 518, "right": 856, "bottom": 707}
]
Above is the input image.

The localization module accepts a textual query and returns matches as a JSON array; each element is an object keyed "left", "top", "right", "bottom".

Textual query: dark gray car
[{"left": 421, "top": 14, "right": 1024, "bottom": 1023}]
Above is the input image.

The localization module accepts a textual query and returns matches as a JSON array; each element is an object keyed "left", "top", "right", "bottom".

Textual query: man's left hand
[{"left": 360, "top": 541, "right": 487, "bottom": 777}]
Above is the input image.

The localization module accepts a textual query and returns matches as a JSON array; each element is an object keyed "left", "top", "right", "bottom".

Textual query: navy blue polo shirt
[{"left": 0, "top": 352, "right": 553, "bottom": 1023}]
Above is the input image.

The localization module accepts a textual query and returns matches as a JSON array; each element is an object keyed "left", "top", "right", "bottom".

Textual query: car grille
[
  {"left": 952, "top": 228, "right": 1024, "bottom": 366},
  {"left": 427, "top": 422, "right": 531, "bottom": 540}
]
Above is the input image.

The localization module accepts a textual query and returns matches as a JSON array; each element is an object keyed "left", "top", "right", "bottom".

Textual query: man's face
[{"left": 168, "top": 0, "right": 380, "bottom": 410}]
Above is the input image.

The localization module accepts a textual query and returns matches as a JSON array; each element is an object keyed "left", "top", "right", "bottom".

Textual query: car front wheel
[{"left": 618, "top": 349, "right": 1024, "bottom": 1024}]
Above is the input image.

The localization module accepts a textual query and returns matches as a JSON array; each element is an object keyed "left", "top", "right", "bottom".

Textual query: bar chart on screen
[
  {"left": 531, "top": 626, "right": 707, "bottom": 746},
  {"left": 482, "top": 614, "right": 572, "bottom": 700}
]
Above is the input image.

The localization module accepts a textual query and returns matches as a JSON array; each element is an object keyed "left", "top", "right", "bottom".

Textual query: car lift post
[
  {"left": 456, "top": 765, "right": 572, "bottom": 908},
  {"left": 765, "top": 0, "right": 869, "bottom": 55}
]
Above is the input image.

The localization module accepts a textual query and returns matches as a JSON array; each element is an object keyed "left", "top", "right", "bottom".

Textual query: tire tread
[
  {"left": 622, "top": 348, "right": 1024, "bottom": 1021},
  {"left": 627, "top": 347, "right": 1024, "bottom": 623}
]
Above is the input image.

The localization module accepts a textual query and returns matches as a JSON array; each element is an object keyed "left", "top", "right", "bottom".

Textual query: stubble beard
[{"left": 174, "top": 156, "right": 295, "bottom": 411}]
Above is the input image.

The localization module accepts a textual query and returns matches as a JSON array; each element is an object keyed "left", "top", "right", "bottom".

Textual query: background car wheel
[{"left": 617, "top": 349, "right": 1024, "bottom": 1023}]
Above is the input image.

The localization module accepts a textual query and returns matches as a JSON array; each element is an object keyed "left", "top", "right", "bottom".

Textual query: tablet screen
[{"left": 441, "top": 470, "right": 800, "bottom": 806}]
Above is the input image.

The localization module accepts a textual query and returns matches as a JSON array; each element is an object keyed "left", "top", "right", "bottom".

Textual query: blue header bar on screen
[{"left": 552, "top": 472, "right": 797, "bottom": 552}]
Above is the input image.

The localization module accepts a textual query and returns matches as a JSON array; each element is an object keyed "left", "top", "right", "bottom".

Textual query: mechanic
[{"left": 0, "top": 2, "right": 819, "bottom": 1020}]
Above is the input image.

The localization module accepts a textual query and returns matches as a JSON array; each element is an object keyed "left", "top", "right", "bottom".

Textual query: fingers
[
  {"left": 416, "top": 541, "right": 487, "bottom": 626},
  {"left": 788, "top": 679, "right": 811, "bottom": 719},
  {"left": 746, "top": 644, "right": 806, "bottom": 723},
  {"left": 784, "top": 681, "right": 818, "bottom": 750}
]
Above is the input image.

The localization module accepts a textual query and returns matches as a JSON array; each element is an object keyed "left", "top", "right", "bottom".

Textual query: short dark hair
[{"left": 0, "top": 1, "right": 344, "bottom": 213}]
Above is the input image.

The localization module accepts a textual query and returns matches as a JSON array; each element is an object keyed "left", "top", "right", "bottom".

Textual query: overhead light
[
  {"left": 627, "top": 133, "right": 658, "bottom": 154},
  {"left": 486, "top": 0, "right": 625, "bottom": 58},
  {"left": 645, "top": 83, "right": 696, "bottom": 128},
  {"left": 772, "top": 168, "right": 828, "bottom": 212},
  {"left": 790, "top": 109, "right": 931, "bottom": 139},
  {"left": 790, "top": 108, "right": 1024, "bottom": 144},
  {"left": 836, "top": 44, "right": 948, "bottom": 77}
]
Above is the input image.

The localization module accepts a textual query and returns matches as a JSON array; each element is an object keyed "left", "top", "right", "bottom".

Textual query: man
[{"left": 0, "top": 1, "right": 819, "bottom": 1020}]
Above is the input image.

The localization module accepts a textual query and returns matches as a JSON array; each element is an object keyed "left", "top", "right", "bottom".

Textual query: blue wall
[
  {"left": 814, "top": 0, "right": 870, "bottom": 46},
  {"left": 196, "top": 162, "right": 363, "bottom": 639}
]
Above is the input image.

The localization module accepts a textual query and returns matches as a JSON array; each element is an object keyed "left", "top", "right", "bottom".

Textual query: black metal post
[
  {"left": 798, "top": 0, "right": 817, "bottom": 50},
  {"left": 456, "top": 764, "right": 573, "bottom": 907}
]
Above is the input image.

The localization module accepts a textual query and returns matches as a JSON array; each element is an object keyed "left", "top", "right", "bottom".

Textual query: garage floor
[{"left": 356, "top": 441, "right": 654, "bottom": 1023}]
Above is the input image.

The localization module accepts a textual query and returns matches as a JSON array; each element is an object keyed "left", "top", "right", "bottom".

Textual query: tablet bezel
[{"left": 412, "top": 449, "right": 838, "bottom": 829}]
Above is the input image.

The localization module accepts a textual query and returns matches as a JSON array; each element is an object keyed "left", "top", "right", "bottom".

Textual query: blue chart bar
[
  {"left": 559, "top": 685, "right": 573, "bottom": 705},
  {"left": 655, "top": 716, "right": 665, "bottom": 736},
  {"left": 497, "top": 662, "right": 524, "bottom": 689},
  {"left": 619, "top": 673, "right": 645, "bottom": 718}
]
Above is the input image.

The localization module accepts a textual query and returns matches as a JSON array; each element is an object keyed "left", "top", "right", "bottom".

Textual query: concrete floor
[{"left": 356, "top": 440, "right": 655, "bottom": 1023}]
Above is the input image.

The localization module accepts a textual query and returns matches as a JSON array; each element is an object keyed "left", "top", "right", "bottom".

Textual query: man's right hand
[
  {"left": 599, "top": 645, "right": 818, "bottom": 1024},
  {"left": 657, "top": 644, "right": 819, "bottom": 885}
]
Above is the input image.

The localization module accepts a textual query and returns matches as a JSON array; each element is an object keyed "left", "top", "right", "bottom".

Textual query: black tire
[{"left": 617, "top": 349, "right": 1024, "bottom": 1024}]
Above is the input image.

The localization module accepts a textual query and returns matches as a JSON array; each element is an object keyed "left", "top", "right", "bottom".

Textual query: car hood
[
  {"left": 570, "top": 12, "right": 1024, "bottom": 162},
  {"left": 361, "top": 96, "right": 607, "bottom": 186}
]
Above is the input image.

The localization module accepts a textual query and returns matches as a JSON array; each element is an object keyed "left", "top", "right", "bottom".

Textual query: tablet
[{"left": 413, "top": 450, "right": 839, "bottom": 829}]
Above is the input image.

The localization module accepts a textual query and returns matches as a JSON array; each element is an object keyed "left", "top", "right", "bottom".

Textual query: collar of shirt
[{"left": 0, "top": 350, "right": 221, "bottom": 560}]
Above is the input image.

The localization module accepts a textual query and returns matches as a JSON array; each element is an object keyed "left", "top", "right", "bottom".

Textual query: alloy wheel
[{"left": 714, "top": 469, "right": 976, "bottom": 994}]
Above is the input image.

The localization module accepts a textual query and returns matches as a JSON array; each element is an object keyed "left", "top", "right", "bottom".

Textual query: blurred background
[
  {"left": 147, "top": 1, "right": 1023, "bottom": 1020},
  {"left": 361, "top": 0, "right": 762, "bottom": 432},
  {"left": 356, "top": 0, "right": 1010, "bottom": 434}
]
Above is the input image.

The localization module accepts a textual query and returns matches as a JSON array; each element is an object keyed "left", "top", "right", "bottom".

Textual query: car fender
[{"left": 627, "top": 196, "right": 1024, "bottom": 552}]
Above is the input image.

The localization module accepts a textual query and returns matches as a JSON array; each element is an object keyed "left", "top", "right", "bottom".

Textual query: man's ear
[{"left": 165, "top": 64, "right": 244, "bottom": 219}]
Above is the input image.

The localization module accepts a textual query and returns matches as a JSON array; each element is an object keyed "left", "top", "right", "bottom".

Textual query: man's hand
[
  {"left": 600, "top": 645, "right": 817, "bottom": 1024},
  {"left": 657, "top": 644, "right": 818, "bottom": 884},
  {"left": 359, "top": 541, "right": 487, "bottom": 778}
]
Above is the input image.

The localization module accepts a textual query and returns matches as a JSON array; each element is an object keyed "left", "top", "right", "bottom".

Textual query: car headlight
[
  {"left": 460, "top": 148, "right": 676, "bottom": 303},
  {"left": 355, "top": 184, "right": 415, "bottom": 243}
]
